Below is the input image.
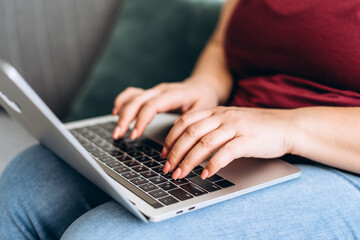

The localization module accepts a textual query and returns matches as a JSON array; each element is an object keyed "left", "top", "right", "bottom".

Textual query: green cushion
[{"left": 65, "top": 0, "right": 222, "bottom": 122}]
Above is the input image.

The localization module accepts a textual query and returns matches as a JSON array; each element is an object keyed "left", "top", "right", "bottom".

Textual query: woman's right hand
[{"left": 112, "top": 80, "right": 220, "bottom": 140}]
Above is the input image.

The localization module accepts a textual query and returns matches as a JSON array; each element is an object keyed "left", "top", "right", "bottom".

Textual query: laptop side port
[
  {"left": 188, "top": 207, "right": 195, "bottom": 210},
  {"left": 176, "top": 210, "right": 183, "bottom": 214}
]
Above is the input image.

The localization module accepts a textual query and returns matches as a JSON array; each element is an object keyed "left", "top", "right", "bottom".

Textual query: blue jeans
[{"left": 1, "top": 145, "right": 360, "bottom": 239}]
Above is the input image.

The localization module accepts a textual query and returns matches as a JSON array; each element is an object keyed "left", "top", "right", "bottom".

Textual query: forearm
[
  {"left": 184, "top": 0, "right": 236, "bottom": 105},
  {"left": 186, "top": 40, "right": 233, "bottom": 104},
  {"left": 288, "top": 106, "right": 360, "bottom": 173}
]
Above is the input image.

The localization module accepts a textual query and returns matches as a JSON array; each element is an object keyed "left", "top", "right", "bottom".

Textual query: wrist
[
  {"left": 184, "top": 75, "right": 231, "bottom": 104},
  {"left": 282, "top": 108, "right": 307, "bottom": 156}
]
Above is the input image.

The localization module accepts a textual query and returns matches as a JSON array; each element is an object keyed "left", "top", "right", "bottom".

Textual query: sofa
[
  {"left": 0, "top": 0, "right": 222, "bottom": 175},
  {"left": 0, "top": 0, "right": 122, "bottom": 174}
]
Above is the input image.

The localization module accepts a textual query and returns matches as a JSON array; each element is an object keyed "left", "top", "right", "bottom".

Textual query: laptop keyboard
[{"left": 70, "top": 121, "right": 234, "bottom": 209}]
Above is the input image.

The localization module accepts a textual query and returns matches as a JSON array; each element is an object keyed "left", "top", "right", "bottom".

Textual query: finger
[
  {"left": 201, "top": 137, "right": 252, "bottom": 179},
  {"left": 187, "top": 100, "right": 210, "bottom": 113},
  {"left": 112, "top": 87, "right": 143, "bottom": 115},
  {"left": 176, "top": 126, "right": 236, "bottom": 179},
  {"left": 166, "top": 116, "right": 222, "bottom": 173},
  {"left": 113, "top": 89, "right": 160, "bottom": 139},
  {"left": 132, "top": 91, "right": 186, "bottom": 138},
  {"left": 163, "top": 110, "right": 213, "bottom": 155}
]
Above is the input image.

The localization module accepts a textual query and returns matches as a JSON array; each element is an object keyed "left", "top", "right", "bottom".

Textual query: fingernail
[
  {"left": 130, "top": 129, "right": 137, "bottom": 140},
  {"left": 172, "top": 167, "right": 182, "bottom": 180},
  {"left": 163, "top": 161, "right": 171, "bottom": 174},
  {"left": 201, "top": 169, "right": 209, "bottom": 180},
  {"left": 113, "top": 127, "right": 121, "bottom": 140},
  {"left": 161, "top": 147, "right": 168, "bottom": 158}
]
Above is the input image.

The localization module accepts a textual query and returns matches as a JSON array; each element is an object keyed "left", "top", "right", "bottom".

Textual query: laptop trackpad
[{"left": 217, "top": 158, "right": 300, "bottom": 190}]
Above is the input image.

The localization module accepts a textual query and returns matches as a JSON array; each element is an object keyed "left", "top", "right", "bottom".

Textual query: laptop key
[
  {"left": 158, "top": 196, "right": 179, "bottom": 206},
  {"left": 143, "top": 160, "right": 160, "bottom": 168},
  {"left": 87, "top": 125, "right": 106, "bottom": 134},
  {"left": 147, "top": 151, "right": 160, "bottom": 157},
  {"left": 102, "top": 144, "right": 119, "bottom": 153},
  {"left": 151, "top": 166, "right": 163, "bottom": 174},
  {"left": 168, "top": 188, "right": 194, "bottom": 201},
  {"left": 86, "top": 134, "right": 98, "bottom": 142},
  {"left": 112, "top": 139, "right": 126, "bottom": 146},
  {"left": 95, "top": 140, "right": 106, "bottom": 146},
  {"left": 188, "top": 176, "right": 222, "bottom": 192},
  {"left": 135, "top": 144, "right": 152, "bottom": 152},
  {"left": 78, "top": 140, "right": 88, "bottom": 146},
  {"left": 108, "top": 150, "right": 123, "bottom": 157},
  {"left": 75, "top": 128, "right": 94, "bottom": 138},
  {"left": 102, "top": 136, "right": 114, "bottom": 142},
  {"left": 151, "top": 155, "right": 165, "bottom": 162},
  {"left": 101, "top": 162, "right": 163, "bottom": 209},
  {"left": 185, "top": 171, "right": 197, "bottom": 178},
  {"left": 113, "top": 166, "right": 131, "bottom": 174},
  {"left": 149, "top": 176, "right": 167, "bottom": 184},
  {"left": 92, "top": 139, "right": 107, "bottom": 147},
  {"left": 159, "top": 173, "right": 173, "bottom": 180},
  {"left": 140, "top": 170, "right": 158, "bottom": 179},
  {"left": 127, "top": 150, "right": 142, "bottom": 158},
  {"left": 215, "top": 179, "right": 235, "bottom": 188},
  {"left": 135, "top": 155, "right": 152, "bottom": 163},
  {"left": 114, "top": 142, "right": 133, "bottom": 152},
  {"left": 132, "top": 165, "right": 149, "bottom": 173},
  {"left": 116, "top": 155, "right": 132, "bottom": 162},
  {"left": 194, "top": 169, "right": 203, "bottom": 175},
  {"left": 123, "top": 160, "right": 140, "bottom": 167},
  {"left": 99, "top": 122, "right": 116, "bottom": 132},
  {"left": 139, "top": 183, "right": 158, "bottom": 192},
  {"left": 148, "top": 189, "right": 168, "bottom": 199},
  {"left": 171, "top": 178, "right": 189, "bottom": 185},
  {"left": 194, "top": 166, "right": 204, "bottom": 171},
  {"left": 73, "top": 127, "right": 87, "bottom": 135},
  {"left": 97, "top": 155, "right": 115, "bottom": 163},
  {"left": 158, "top": 182, "right": 177, "bottom": 191},
  {"left": 143, "top": 148, "right": 158, "bottom": 156},
  {"left": 83, "top": 143, "right": 96, "bottom": 151},
  {"left": 207, "top": 174, "right": 224, "bottom": 182},
  {"left": 130, "top": 177, "right": 149, "bottom": 185},
  {"left": 139, "top": 138, "right": 163, "bottom": 152},
  {"left": 106, "top": 161, "right": 122, "bottom": 168},
  {"left": 158, "top": 159, "right": 167, "bottom": 164},
  {"left": 99, "top": 130, "right": 113, "bottom": 139},
  {"left": 180, "top": 183, "right": 207, "bottom": 196},
  {"left": 92, "top": 149, "right": 107, "bottom": 158},
  {"left": 122, "top": 171, "right": 139, "bottom": 179}
]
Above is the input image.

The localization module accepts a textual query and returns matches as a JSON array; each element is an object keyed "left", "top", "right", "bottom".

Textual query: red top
[{"left": 225, "top": 0, "right": 360, "bottom": 108}]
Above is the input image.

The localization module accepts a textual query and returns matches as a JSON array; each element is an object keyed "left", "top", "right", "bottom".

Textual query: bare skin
[{"left": 112, "top": 0, "right": 360, "bottom": 180}]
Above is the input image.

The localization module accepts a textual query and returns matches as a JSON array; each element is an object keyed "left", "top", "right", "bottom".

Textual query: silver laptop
[{"left": 0, "top": 60, "right": 301, "bottom": 222}]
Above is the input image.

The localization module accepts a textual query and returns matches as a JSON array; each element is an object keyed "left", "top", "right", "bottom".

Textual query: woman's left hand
[{"left": 162, "top": 106, "right": 296, "bottom": 180}]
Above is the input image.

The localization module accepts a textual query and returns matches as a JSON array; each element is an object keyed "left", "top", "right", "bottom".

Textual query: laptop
[{"left": 0, "top": 60, "right": 301, "bottom": 222}]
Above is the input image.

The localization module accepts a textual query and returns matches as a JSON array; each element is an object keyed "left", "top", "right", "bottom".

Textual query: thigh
[
  {"left": 62, "top": 164, "right": 360, "bottom": 240},
  {"left": 0, "top": 145, "right": 111, "bottom": 240}
]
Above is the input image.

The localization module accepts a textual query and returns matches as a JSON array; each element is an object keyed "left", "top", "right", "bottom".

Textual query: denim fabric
[{"left": 1, "top": 144, "right": 360, "bottom": 239}]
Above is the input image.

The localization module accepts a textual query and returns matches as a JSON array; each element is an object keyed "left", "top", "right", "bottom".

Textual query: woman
[{"left": 1, "top": 0, "right": 360, "bottom": 239}]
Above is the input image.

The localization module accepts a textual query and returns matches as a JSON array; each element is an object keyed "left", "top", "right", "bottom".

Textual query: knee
[
  {"left": 61, "top": 201, "right": 142, "bottom": 240},
  {"left": 0, "top": 144, "right": 55, "bottom": 199},
  {"left": 0, "top": 145, "right": 61, "bottom": 238},
  {"left": 0, "top": 144, "right": 112, "bottom": 239}
]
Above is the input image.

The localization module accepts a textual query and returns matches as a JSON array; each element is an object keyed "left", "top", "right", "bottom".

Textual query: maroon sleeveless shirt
[{"left": 225, "top": 0, "right": 360, "bottom": 108}]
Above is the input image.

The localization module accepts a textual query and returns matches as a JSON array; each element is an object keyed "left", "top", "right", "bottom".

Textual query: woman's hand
[
  {"left": 162, "top": 107, "right": 296, "bottom": 180},
  {"left": 112, "top": 80, "right": 220, "bottom": 140}
]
